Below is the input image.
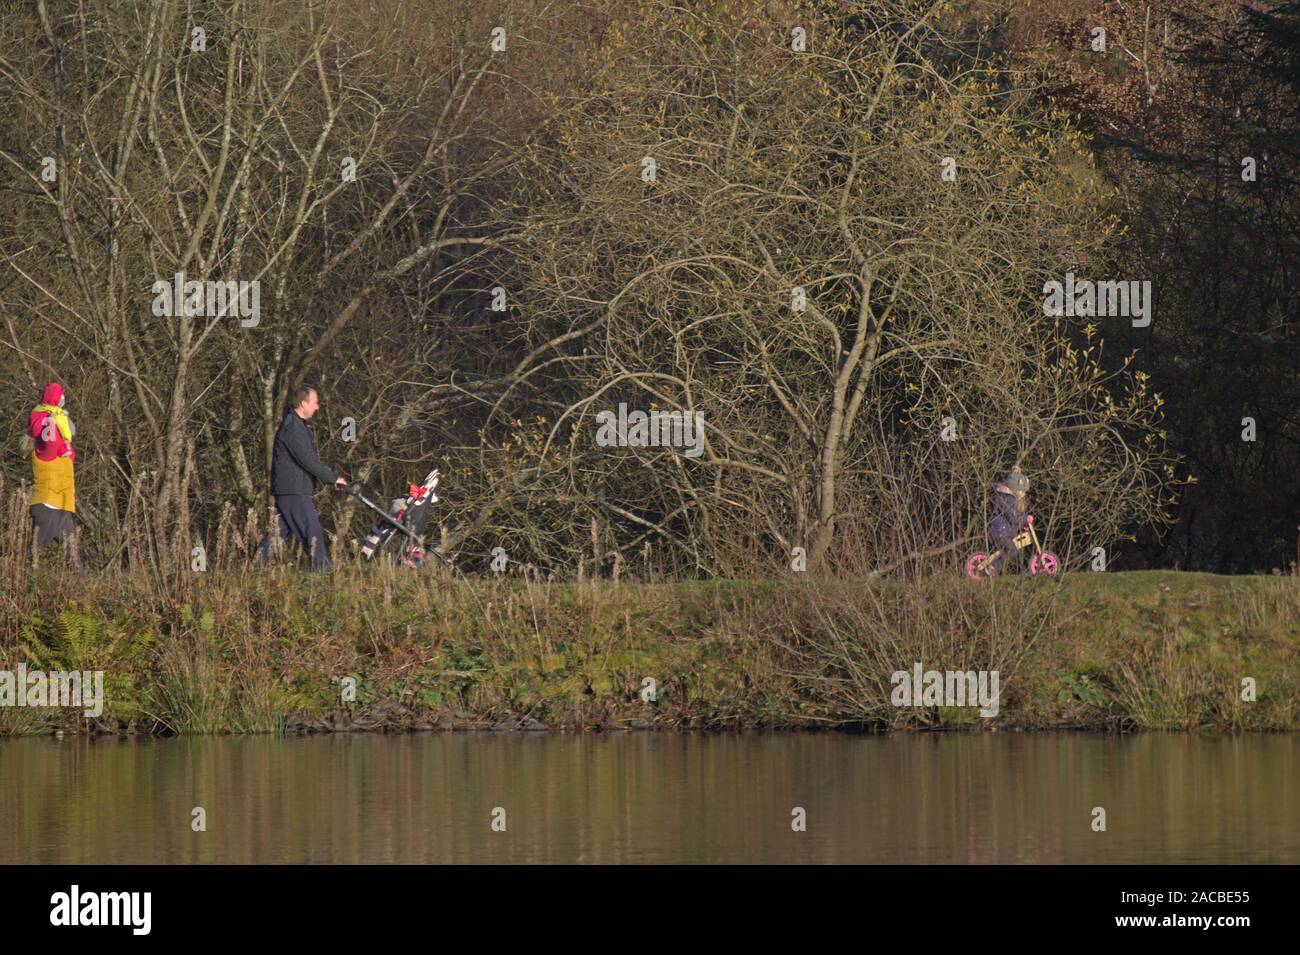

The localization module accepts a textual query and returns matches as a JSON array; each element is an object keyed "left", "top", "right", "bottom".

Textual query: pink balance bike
[{"left": 965, "top": 515, "right": 1059, "bottom": 578}]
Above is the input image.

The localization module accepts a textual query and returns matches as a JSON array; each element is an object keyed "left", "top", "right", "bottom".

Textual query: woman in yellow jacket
[{"left": 28, "top": 381, "right": 82, "bottom": 571}]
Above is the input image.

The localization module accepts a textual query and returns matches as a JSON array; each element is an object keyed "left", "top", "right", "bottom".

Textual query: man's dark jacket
[{"left": 271, "top": 410, "right": 337, "bottom": 496}]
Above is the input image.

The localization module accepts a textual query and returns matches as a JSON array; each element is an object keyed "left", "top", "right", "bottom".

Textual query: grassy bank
[{"left": 1, "top": 563, "right": 1297, "bottom": 735}]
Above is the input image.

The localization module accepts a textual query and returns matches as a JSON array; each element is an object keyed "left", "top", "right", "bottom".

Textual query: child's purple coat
[{"left": 988, "top": 482, "right": 1028, "bottom": 550}]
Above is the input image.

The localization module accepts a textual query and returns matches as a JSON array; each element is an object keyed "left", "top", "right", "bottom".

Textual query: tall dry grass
[{"left": 2, "top": 481, "right": 1296, "bottom": 736}]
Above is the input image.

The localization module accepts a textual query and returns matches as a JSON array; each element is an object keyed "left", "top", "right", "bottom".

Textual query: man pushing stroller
[{"left": 258, "top": 386, "right": 348, "bottom": 571}]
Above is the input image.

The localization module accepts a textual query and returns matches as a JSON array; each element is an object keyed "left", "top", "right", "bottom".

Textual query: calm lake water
[{"left": 1, "top": 732, "right": 1296, "bottom": 863}]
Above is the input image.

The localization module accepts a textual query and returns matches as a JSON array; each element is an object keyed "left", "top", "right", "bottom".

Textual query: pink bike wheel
[
  {"left": 966, "top": 553, "right": 996, "bottom": 578},
  {"left": 1030, "top": 552, "right": 1060, "bottom": 575}
]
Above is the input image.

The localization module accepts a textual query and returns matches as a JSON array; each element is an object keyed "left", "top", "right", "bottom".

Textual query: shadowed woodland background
[{"left": 0, "top": 0, "right": 1296, "bottom": 578}]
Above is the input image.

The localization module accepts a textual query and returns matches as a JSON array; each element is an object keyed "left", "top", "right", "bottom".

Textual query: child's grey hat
[{"left": 1004, "top": 471, "right": 1029, "bottom": 493}]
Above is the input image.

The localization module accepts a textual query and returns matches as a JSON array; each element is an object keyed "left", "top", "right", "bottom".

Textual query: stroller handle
[{"left": 344, "top": 485, "right": 421, "bottom": 541}]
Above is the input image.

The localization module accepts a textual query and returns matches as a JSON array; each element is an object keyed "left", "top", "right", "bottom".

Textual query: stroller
[{"left": 349, "top": 469, "right": 450, "bottom": 568}]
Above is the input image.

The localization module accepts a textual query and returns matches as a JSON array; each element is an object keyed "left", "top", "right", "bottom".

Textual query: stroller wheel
[
  {"left": 1030, "top": 551, "right": 1060, "bottom": 576},
  {"left": 965, "top": 553, "right": 997, "bottom": 578}
]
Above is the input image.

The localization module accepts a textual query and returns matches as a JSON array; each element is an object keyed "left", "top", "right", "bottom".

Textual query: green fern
[{"left": 15, "top": 606, "right": 156, "bottom": 725}]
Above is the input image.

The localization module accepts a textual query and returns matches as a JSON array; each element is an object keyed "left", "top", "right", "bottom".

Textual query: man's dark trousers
[{"left": 260, "top": 494, "right": 330, "bottom": 570}]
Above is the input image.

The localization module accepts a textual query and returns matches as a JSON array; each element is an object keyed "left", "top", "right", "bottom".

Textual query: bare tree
[
  {"left": 502, "top": 0, "right": 1175, "bottom": 575},
  {"left": 0, "top": 0, "right": 557, "bottom": 568}
]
